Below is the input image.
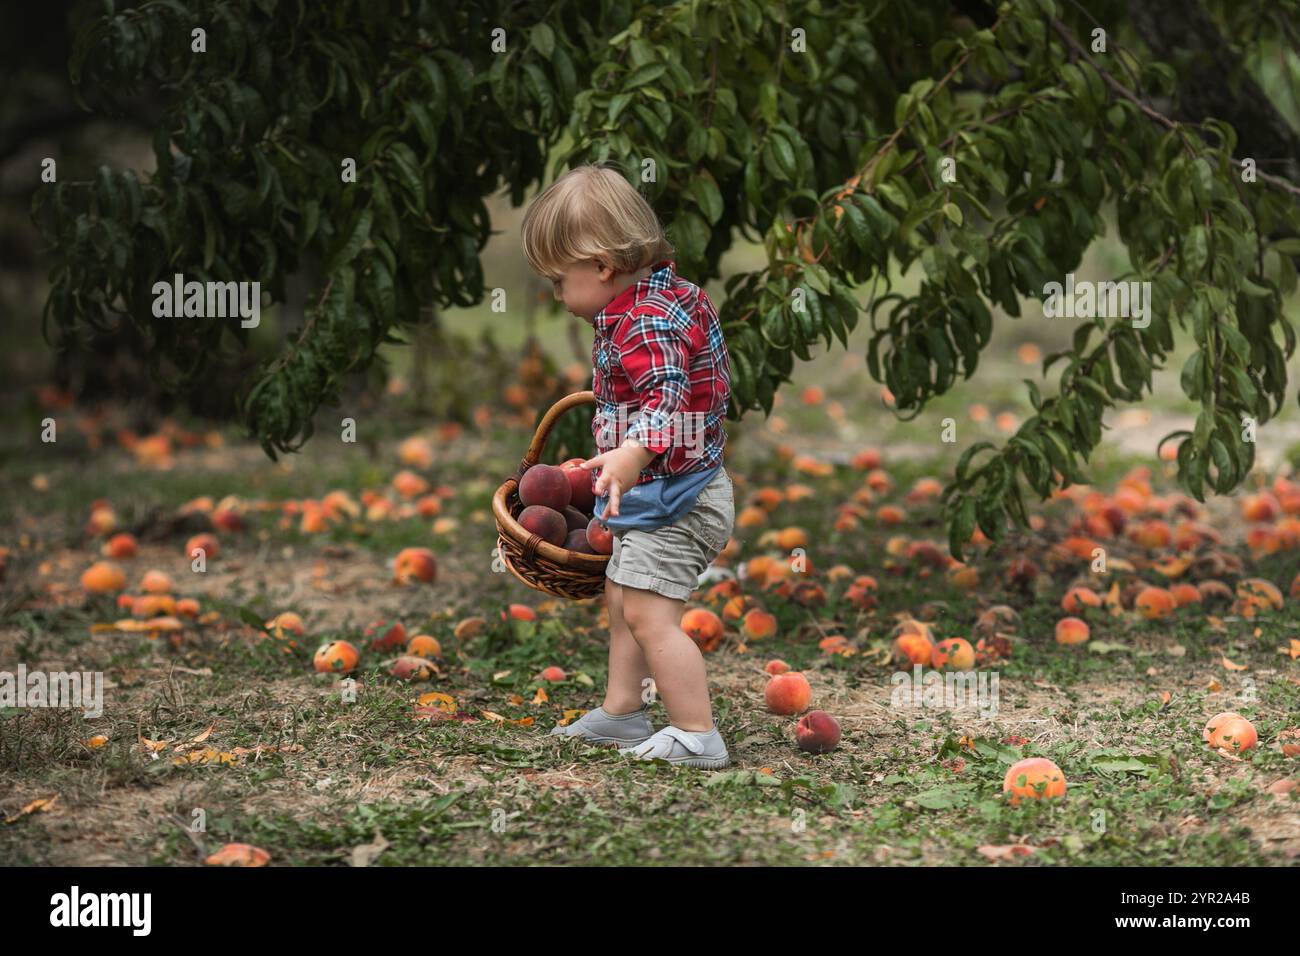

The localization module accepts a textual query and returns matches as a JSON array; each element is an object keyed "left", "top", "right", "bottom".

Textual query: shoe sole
[
  {"left": 550, "top": 732, "right": 654, "bottom": 748},
  {"left": 619, "top": 752, "right": 730, "bottom": 769}
]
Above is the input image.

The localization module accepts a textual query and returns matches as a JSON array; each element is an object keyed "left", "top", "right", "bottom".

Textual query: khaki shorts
[{"left": 605, "top": 468, "right": 735, "bottom": 601}]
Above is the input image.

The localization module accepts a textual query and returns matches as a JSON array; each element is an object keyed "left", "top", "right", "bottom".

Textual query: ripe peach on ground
[
  {"left": 519, "top": 505, "right": 568, "bottom": 547},
  {"left": 1002, "top": 757, "right": 1067, "bottom": 805},
  {"left": 1135, "top": 586, "right": 1176, "bottom": 620},
  {"left": 175, "top": 597, "right": 200, "bottom": 618},
  {"left": 876, "top": 505, "right": 905, "bottom": 525},
  {"left": 392, "top": 470, "right": 429, "bottom": 499},
  {"left": 139, "top": 570, "right": 173, "bottom": 594},
  {"left": 407, "top": 634, "right": 442, "bottom": 658},
  {"left": 132, "top": 594, "right": 176, "bottom": 617},
  {"left": 314, "top": 640, "right": 359, "bottom": 674},
  {"left": 976, "top": 604, "right": 1021, "bottom": 635},
  {"left": 393, "top": 546, "right": 438, "bottom": 585},
  {"left": 1169, "top": 583, "right": 1201, "bottom": 607},
  {"left": 81, "top": 561, "right": 127, "bottom": 594},
  {"left": 741, "top": 608, "right": 777, "bottom": 640},
  {"left": 681, "top": 607, "right": 725, "bottom": 653},
  {"left": 540, "top": 666, "right": 566, "bottom": 681},
  {"left": 893, "top": 632, "right": 934, "bottom": 666},
  {"left": 211, "top": 508, "right": 244, "bottom": 532},
  {"left": 1204, "top": 712, "right": 1258, "bottom": 752},
  {"left": 1242, "top": 492, "right": 1280, "bottom": 522},
  {"left": 931, "top": 637, "right": 975, "bottom": 670},
  {"left": 796, "top": 711, "right": 841, "bottom": 753},
  {"left": 765, "top": 659, "right": 790, "bottom": 676},
  {"left": 1054, "top": 617, "right": 1090, "bottom": 645},
  {"left": 765, "top": 672, "right": 812, "bottom": 715},
  {"left": 560, "top": 459, "right": 596, "bottom": 512},
  {"left": 519, "top": 463, "right": 572, "bottom": 511},
  {"left": 1129, "top": 519, "right": 1171, "bottom": 549},
  {"left": 503, "top": 604, "right": 536, "bottom": 622},
  {"left": 185, "top": 533, "right": 219, "bottom": 560},
  {"left": 851, "top": 448, "right": 882, "bottom": 470},
  {"left": 397, "top": 436, "right": 434, "bottom": 469},
  {"left": 103, "top": 533, "right": 138, "bottom": 559},
  {"left": 365, "top": 619, "right": 407, "bottom": 652}
]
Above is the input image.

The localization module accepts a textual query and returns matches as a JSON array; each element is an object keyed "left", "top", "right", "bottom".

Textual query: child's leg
[
  {"left": 601, "top": 577, "right": 654, "bottom": 715},
  {"left": 620, "top": 585, "right": 714, "bottom": 732}
]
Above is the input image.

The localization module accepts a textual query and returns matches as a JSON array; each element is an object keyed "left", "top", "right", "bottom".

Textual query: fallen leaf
[
  {"left": 3, "top": 795, "right": 59, "bottom": 825},
  {"left": 532, "top": 687, "right": 548, "bottom": 705},
  {"left": 1222, "top": 657, "right": 1248, "bottom": 671}
]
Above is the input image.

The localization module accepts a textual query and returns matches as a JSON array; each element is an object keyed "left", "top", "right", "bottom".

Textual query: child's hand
[{"left": 582, "top": 445, "right": 655, "bottom": 517}]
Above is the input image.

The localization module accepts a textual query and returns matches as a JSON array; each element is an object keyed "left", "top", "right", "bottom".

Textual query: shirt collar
[{"left": 593, "top": 259, "right": 675, "bottom": 335}]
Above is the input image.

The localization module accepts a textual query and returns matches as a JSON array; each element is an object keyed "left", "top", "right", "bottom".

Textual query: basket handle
[{"left": 513, "top": 390, "right": 595, "bottom": 481}]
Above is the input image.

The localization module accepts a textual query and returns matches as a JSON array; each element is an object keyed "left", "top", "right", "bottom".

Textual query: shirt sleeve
[{"left": 617, "top": 303, "right": 694, "bottom": 454}]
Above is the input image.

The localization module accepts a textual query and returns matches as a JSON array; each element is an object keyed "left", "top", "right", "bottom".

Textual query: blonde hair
[{"left": 521, "top": 164, "right": 674, "bottom": 279}]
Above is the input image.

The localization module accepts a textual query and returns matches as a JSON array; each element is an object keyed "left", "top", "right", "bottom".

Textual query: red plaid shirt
[{"left": 590, "top": 259, "right": 731, "bottom": 487}]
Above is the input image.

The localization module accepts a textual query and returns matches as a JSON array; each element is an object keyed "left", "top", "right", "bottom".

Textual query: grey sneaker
[
  {"left": 617, "top": 723, "right": 729, "bottom": 769},
  {"left": 548, "top": 704, "right": 655, "bottom": 747}
]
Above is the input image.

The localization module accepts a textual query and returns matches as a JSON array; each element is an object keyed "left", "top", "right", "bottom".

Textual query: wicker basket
[{"left": 492, "top": 390, "right": 609, "bottom": 600}]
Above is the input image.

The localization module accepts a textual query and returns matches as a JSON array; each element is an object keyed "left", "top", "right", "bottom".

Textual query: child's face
[{"left": 549, "top": 258, "right": 618, "bottom": 322}]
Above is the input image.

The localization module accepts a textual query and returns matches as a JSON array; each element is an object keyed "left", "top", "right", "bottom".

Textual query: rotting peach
[
  {"left": 1204, "top": 712, "right": 1257, "bottom": 752},
  {"left": 1061, "top": 586, "right": 1102, "bottom": 614},
  {"left": 365, "top": 619, "right": 407, "bottom": 652},
  {"left": 1054, "top": 617, "right": 1090, "bottom": 645},
  {"left": 266, "top": 611, "right": 305, "bottom": 637},
  {"left": 389, "top": 656, "right": 436, "bottom": 682},
  {"left": 765, "top": 672, "right": 813, "bottom": 715},
  {"left": 313, "top": 640, "right": 359, "bottom": 675},
  {"left": 1002, "top": 757, "right": 1067, "bottom": 805},
  {"left": 795, "top": 711, "right": 841, "bottom": 753}
]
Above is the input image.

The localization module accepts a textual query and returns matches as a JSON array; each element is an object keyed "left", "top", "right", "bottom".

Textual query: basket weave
[{"left": 492, "top": 390, "right": 609, "bottom": 600}]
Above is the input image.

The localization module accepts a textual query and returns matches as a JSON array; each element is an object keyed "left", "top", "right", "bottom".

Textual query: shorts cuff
[{"left": 607, "top": 566, "right": 693, "bottom": 601}]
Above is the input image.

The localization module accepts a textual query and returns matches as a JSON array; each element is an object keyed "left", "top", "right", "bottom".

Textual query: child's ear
[{"left": 594, "top": 258, "right": 616, "bottom": 282}]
